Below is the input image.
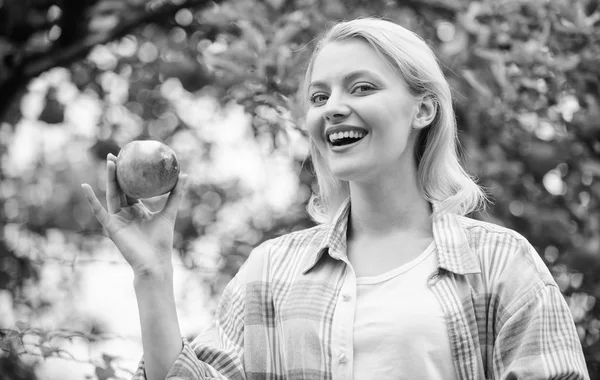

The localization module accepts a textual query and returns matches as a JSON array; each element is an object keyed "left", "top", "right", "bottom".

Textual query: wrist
[
  {"left": 133, "top": 268, "right": 174, "bottom": 291},
  {"left": 132, "top": 253, "right": 174, "bottom": 281}
]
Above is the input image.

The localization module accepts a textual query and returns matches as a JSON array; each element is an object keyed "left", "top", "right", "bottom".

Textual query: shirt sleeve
[
  {"left": 130, "top": 240, "right": 274, "bottom": 380},
  {"left": 493, "top": 283, "right": 590, "bottom": 379},
  {"left": 131, "top": 337, "right": 237, "bottom": 379},
  {"left": 129, "top": 276, "right": 247, "bottom": 379}
]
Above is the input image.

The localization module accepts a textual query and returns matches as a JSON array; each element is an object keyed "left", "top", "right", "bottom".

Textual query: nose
[{"left": 323, "top": 93, "right": 350, "bottom": 123}]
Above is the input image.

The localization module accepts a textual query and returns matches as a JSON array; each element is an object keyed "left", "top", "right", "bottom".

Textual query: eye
[
  {"left": 309, "top": 93, "right": 328, "bottom": 105},
  {"left": 351, "top": 83, "right": 376, "bottom": 94}
]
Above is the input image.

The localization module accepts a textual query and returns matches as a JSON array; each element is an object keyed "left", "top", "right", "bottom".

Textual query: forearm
[{"left": 134, "top": 272, "right": 183, "bottom": 380}]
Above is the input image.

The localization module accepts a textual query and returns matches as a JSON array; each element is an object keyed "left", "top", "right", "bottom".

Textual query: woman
[{"left": 82, "top": 17, "right": 589, "bottom": 380}]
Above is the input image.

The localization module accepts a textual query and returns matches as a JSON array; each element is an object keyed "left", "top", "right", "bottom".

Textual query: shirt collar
[
  {"left": 301, "top": 197, "right": 351, "bottom": 274},
  {"left": 301, "top": 198, "right": 481, "bottom": 275},
  {"left": 431, "top": 204, "right": 481, "bottom": 275}
]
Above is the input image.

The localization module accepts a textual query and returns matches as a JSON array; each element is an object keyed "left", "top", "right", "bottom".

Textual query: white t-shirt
[{"left": 352, "top": 242, "right": 458, "bottom": 380}]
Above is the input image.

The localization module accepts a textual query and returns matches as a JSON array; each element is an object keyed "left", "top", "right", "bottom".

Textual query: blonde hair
[{"left": 303, "top": 17, "right": 487, "bottom": 223}]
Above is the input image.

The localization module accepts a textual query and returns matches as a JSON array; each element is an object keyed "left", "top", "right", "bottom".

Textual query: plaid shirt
[{"left": 133, "top": 199, "right": 589, "bottom": 379}]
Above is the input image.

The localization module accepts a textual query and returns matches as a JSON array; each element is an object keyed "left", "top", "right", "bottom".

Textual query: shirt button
[
  {"left": 342, "top": 293, "right": 351, "bottom": 302},
  {"left": 338, "top": 353, "right": 347, "bottom": 363}
]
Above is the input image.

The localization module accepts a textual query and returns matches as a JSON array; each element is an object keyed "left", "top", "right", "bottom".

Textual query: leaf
[
  {"left": 204, "top": 54, "right": 252, "bottom": 78},
  {"left": 265, "top": 0, "right": 286, "bottom": 10},
  {"left": 39, "top": 89, "right": 64, "bottom": 124},
  {"left": 40, "top": 345, "right": 57, "bottom": 359},
  {"left": 0, "top": 329, "right": 21, "bottom": 349},
  {"left": 102, "top": 353, "right": 116, "bottom": 364},
  {"left": 159, "top": 56, "right": 213, "bottom": 92},
  {"left": 91, "top": 0, "right": 129, "bottom": 15},
  {"left": 235, "top": 20, "right": 267, "bottom": 54},
  {"left": 462, "top": 69, "right": 493, "bottom": 101},
  {"left": 89, "top": 14, "right": 120, "bottom": 33},
  {"left": 271, "top": 22, "right": 302, "bottom": 50},
  {"left": 552, "top": 54, "right": 581, "bottom": 71},
  {"left": 15, "top": 321, "right": 29, "bottom": 330},
  {"left": 553, "top": 0, "right": 588, "bottom": 28},
  {"left": 95, "top": 365, "right": 116, "bottom": 380},
  {"left": 89, "top": 139, "right": 121, "bottom": 160}
]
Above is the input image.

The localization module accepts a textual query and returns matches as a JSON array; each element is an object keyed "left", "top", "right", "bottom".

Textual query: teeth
[{"left": 328, "top": 130, "right": 366, "bottom": 143}]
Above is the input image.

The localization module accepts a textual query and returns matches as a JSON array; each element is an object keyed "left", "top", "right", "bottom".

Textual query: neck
[{"left": 348, "top": 168, "right": 432, "bottom": 238}]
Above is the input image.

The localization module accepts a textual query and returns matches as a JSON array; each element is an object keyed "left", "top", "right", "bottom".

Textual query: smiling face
[{"left": 306, "top": 38, "right": 425, "bottom": 184}]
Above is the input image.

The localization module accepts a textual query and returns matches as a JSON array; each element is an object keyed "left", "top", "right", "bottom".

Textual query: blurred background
[{"left": 0, "top": 0, "right": 598, "bottom": 378}]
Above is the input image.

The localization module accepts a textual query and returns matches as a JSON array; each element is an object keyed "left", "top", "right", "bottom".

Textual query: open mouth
[{"left": 327, "top": 128, "right": 368, "bottom": 147}]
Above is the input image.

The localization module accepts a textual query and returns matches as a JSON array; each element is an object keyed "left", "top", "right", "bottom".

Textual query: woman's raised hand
[{"left": 81, "top": 153, "right": 188, "bottom": 279}]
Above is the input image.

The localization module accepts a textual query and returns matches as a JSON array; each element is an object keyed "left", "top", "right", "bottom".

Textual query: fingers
[
  {"left": 106, "top": 154, "right": 122, "bottom": 214},
  {"left": 125, "top": 195, "right": 141, "bottom": 206},
  {"left": 81, "top": 183, "right": 111, "bottom": 228},
  {"left": 107, "top": 153, "right": 140, "bottom": 208},
  {"left": 161, "top": 174, "right": 188, "bottom": 223},
  {"left": 107, "top": 153, "right": 117, "bottom": 163}
]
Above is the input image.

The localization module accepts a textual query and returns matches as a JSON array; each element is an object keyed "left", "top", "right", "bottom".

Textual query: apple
[{"left": 116, "top": 140, "right": 180, "bottom": 199}]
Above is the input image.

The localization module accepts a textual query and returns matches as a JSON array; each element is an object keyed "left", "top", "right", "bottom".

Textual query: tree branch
[
  {"left": 24, "top": 0, "right": 224, "bottom": 78},
  {"left": 0, "top": 0, "right": 224, "bottom": 122},
  {"left": 396, "top": 0, "right": 463, "bottom": 18}
]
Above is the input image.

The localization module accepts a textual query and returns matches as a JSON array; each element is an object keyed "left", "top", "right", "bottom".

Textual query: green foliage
[{"left": 1, "top": 0, "right": 599, "bottom": 377}]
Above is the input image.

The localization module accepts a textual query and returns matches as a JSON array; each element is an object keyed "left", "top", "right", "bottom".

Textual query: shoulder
[
  {"left": 261, "top": 224, "right": 329, "bottom": 255},
  {"left": 453, "top": 214, "right": 556, "bottom": 288},
  {"left": 456, "top": 215, "right": 530, "bottom": 248},
  {"left": 222, "top": 224, "right": 329, "bottom": 297},
  {"left": 240, "top": 223, "right": 329, "bottom": 273}
]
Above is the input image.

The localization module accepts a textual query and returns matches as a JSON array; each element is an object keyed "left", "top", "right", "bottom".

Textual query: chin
[{"left": 328, "top": 164, "right": 368, "bottom": 183}]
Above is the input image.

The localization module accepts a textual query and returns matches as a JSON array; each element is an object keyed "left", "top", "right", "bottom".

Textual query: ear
[{"left": 412, "top": 95, "right": 437, "bottom": 130}]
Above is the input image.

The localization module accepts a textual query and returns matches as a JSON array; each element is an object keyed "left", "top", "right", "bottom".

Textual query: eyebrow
[{"left": 308, "top": 69, "right": 380, "bottom": 90}]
